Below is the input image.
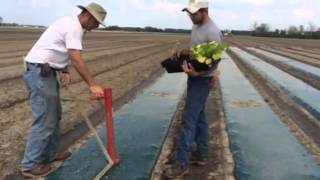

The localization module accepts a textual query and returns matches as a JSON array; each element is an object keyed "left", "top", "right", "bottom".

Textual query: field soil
[{"left": 1, "top": 30, "right": 320, "bottom": 179}]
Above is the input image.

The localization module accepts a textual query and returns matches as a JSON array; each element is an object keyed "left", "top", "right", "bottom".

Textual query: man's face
[
  {"left": 188, "top": 10, "right": 205, "bottom": 25},
  {"left": 85, "top": 15, "right": 100, "bottom": 31}
]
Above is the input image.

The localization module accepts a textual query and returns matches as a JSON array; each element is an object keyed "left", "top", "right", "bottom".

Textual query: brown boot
[
  {"left": 164, "top": 163, "right": 189, "bottom": 179},
  {"left": 190, "top": 154, "right": 208, "bottom": 166},
  {"left": 51, "top": 151, "right": 71, "bottom": 162},
  {"left": 21, "top": 164, "right": 51, "bottom": 178}
]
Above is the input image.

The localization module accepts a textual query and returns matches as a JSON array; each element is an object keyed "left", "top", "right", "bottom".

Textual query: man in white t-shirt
[{"left": 21, "top": 2, "right": 107, "bottom": 178}]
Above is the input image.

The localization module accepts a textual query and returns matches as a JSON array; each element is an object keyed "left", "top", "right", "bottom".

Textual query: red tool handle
[{"left": 104, "top": 88, "right": 120, "bottom": 164}]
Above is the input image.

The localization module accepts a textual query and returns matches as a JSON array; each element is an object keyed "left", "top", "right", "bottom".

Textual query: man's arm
[
  {"left": 173, "top": 49, "right": 190, "bottom": 57},
  {"left": 68, "top": 49, "right": 104, "bottom": 98},
  {"left": 182, "top": 61, "right": 220, "bottom": 78}
]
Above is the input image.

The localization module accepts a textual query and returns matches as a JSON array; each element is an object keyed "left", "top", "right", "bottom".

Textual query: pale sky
[{"left": 0, "top": 0, "right": 319, "bottom": 30}]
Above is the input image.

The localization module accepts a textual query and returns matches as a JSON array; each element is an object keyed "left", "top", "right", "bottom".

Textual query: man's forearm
[
  {"left": 179, "top": 49, "right": 190, "bottom": 56},
  {"left": 71, "top": 58, "right": 96, "bottom": 86},
  {"left": 69, "top": 49, "right": 97, "bottom": 87}
]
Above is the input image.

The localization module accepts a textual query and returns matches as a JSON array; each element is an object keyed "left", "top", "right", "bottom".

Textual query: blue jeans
[
  {"left": 21, "top": 63, "right": 61, "bottom": 171},
  {"left": 176, "top": 76, "right": 212, "bottom": 166}
]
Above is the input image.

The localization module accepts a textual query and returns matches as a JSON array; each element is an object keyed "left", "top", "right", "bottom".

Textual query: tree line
[
  {"left": 104, "top": 25, "right": 191, "bottom": 34},
  {"left": 0, "top": 17, "right": 191, "bottom": 34},
  {"left": 227, "top": 21, "right": 320, "bottom": 39},
  {"left": 1, "top": 16, "right": 319, "bottom": 39}
]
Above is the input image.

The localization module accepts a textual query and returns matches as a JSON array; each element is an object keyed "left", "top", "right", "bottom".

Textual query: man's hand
[
  {"left": 181, "top": 60, "right": 199, "bottom": 77},
  {"left": 172, "top": 49, "right": 189, "bottom": 58},
  {"left": 89, "top": 85, "right": 104, "bottom": 99},
  {"left": 59, "top": 72, "right": 71, "bottom": 86}
]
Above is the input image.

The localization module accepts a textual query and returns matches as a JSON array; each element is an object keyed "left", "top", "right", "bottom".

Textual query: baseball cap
[{"left": 182, "top": 0, "right": 209, "bottom": 14}]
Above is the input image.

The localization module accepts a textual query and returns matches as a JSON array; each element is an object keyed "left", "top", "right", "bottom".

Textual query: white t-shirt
[{"left": 25, "top": 16, "right": 85, "bottom": 69}]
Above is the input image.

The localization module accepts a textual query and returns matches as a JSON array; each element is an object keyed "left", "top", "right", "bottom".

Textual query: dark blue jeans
[
  {"left": 21, "top": 63, "right": 61, "bottom": 171},
  {"left": 176, "top": 76, "right": 212, "bottom": 166}
]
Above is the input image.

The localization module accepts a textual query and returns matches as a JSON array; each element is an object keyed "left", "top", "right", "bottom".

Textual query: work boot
[
  {"left": 164, "top": 163, "right": 189, "bottom": 179},
  {"left": 190, "top": 154, "right": 208, "bottom": 166},
  {"left": 21, "top": 164, "right": 51, "bottom": 178},
  {"left": 51, "top": 151, "right": 71, "bottom": 162}
]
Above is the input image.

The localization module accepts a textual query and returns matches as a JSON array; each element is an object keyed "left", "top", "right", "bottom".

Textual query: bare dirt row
[
  {"left": 225, "top": 36, "right": 320, "bottom": 67},
  {"left": 224, "top": 35, "right": 320, "bottom": 50},
  {"left": 0, "top": 43, "right": 170, "bottom": 109}
]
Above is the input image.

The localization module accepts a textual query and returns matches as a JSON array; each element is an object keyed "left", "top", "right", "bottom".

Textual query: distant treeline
[
  {"left": 104, "top": 26, "right": 191, "bottom": 34},
  {"left": 0, "top": 22, "right": 191, "bottom": 34},
  {"left": 0, "top": 22, "right": 19, "bottom": 27},
  {"left": 1, "top": 20, "right": 320, "bottom": 39},
  {"left": 0, "top": 22, "right": 46, "bottom": 29},
  {"left": 228, "top": 30, "right": 320, "bottom": 39},
  {"left": 227, "top": 22, "right": 320, "bottom": 39}
]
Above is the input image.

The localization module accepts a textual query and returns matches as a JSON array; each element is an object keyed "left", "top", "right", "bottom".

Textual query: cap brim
[
  {"left": 77, "top": 5, "right": 106, "bottom": 27},
  {"left": 182, "top": 6, "right": 200, "bottom": 14}
]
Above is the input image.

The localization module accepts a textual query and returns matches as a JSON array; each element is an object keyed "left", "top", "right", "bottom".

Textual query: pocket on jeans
[{"left": 30, "top": 93, "right": 46, "bottom": 121}]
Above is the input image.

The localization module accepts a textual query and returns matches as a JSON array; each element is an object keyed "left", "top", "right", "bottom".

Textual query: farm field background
[{"left": 1, "top": 27, "right": 320, "bottom": 179}]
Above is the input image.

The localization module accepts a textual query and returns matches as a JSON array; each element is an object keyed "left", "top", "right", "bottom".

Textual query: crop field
[
  {"left": 0, "top": 28, "right": 189, "bottom": 178},
  {"left": 1, "top": 28, "right": 320, "bottom": 179},
  {"left": 220, "top": 35, "right": 320, "bottom": 180}
]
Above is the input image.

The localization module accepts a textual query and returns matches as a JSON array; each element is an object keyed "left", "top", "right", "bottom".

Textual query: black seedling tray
[{"left": 161, "top": 55, "right": 220, "bottom": 73}]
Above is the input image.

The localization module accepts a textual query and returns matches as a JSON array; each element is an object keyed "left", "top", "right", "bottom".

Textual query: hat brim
[
  {"left": 182, "top": 6, "right": 200, "bottom": 14},
  {"left": 78, "top": 5, "right": 106, "bottom": 27}
]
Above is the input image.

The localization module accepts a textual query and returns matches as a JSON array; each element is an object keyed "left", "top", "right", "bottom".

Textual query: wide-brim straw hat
[{"left": 78, "top": 2, "right": 107, "bottom": 27}]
